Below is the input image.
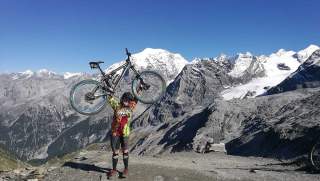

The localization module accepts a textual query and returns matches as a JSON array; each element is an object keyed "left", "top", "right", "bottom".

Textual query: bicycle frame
[{"left": 93, "top": 54, "right": 141, "bottom": 97}]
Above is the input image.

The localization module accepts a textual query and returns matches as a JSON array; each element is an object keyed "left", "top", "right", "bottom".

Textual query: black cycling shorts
[{"left": 110, "top": 135, "right": 128, "bottom": 152}]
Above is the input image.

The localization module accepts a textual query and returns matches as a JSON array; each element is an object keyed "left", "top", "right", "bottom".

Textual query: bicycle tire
[
  {"left": 70, "top": 79, "right": 108, "bottom": 115},
  {"left": 310, "top": 141, "right": 320, "bottom": 170},
  {"left": 131, "top": 70, "right": 166, "bottom": 104}
]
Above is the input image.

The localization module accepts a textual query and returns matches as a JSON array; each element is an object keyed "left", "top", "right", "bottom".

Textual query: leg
[
  {"left": 120, "top": 136, "right": 129, "bottom": 170},
  {"left": 110, "top": 135, "right": 120, "bottom": 170}
]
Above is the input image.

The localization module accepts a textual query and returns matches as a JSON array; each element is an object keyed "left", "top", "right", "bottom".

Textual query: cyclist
[{"left": 107, "top": 90, "right": 141, "bottom": 178}]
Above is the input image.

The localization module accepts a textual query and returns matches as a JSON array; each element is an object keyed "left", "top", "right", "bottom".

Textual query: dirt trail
[{"left": 1, "top": 150, "right": 320, "bottom": 181}]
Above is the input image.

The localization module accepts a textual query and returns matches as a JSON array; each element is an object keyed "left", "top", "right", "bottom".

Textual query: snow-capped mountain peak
[
  {"left": 228, "top": 52, "right": 257, "bottom": 77},
  {"left": 20, "top": 70, "right": 34, "bottom": 76},
  {"left": 294, "top": 44, "right": 320, "bottom": 62},
  {"left": 237, "top": 52, "right": 253, "bottom": 58},
  {"left": 266, "top": 49, "right": 320, "bottom": 95},
  {"left": 36, "top": 69, "right": 57, "bottom": 77},
  {"left": 215, "top": 53, "right": 228, "bottom": 62},
  {"left": 190, "top": 57, "right": 202, "bottom": 64},
  {"left": 11, "top": 70, "right": 35, "bottom": 80},
  {"left": 299, "top": 44, "right": 320, "bottom": 55},
  {"left": 10, "top": 69, "right": 61, "bottom": 80},
  {"left": 275, "top": 49, "right": 288, "bottom": 56},
  {"left": 272, "top": 49, "right": 296, "bottom": 57},
  {"left": 304, "top": 49, "right": 320, "bottom": 66},
  {"left": 137, "top": 48, "right": 168, "bottom": 55},
  {"left": 63, "top": 72, "right": 83, "bottom": 79},
  {"left": 132, "top": 48, "right": 188, "bottom": 73},
  {"left": 106, "top": 48, "right": 189, "bottom": 82},
  {"left": 221, "top": 45, "right": 319, "bottom": 100}
]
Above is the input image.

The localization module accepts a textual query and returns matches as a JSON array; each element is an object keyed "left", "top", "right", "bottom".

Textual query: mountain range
[{"left": 0, "top": 45, "right": 319, "bottom": 164}]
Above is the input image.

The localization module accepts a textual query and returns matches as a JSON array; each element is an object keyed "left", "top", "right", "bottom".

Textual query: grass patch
[{"left": 0, "top": 148, "right": 26, "bottom": 171}]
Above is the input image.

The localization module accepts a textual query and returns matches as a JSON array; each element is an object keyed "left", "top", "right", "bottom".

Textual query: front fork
[
  {"left": 134, "top": 74, "right": 150, "bottom": 92},
  {"left": 131, "top": 66, "right": 150, "bottom": 90}
]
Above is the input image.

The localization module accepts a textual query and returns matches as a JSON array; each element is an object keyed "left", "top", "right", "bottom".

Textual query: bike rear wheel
[
  {"left": 131, "top": 70, "right": 166, "bottom": 104},
  {"left": 311, "top": 141, "right": 320, "bottom": 170},
  {"left": 70, "top": 79, "right": 108, "bottom": 115}
]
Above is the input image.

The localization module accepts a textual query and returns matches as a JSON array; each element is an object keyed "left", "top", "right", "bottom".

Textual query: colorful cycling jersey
[{"left": 108, "top": 96, "right": 137, "bottom": 137}]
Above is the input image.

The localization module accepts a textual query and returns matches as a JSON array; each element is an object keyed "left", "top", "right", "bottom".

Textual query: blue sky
[{"left": 0, "top": 0, "right": 319, "bottom": 73}]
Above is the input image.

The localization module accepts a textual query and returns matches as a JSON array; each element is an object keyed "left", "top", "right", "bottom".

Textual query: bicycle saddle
[
  {"left": 89, "top": 61, "right": 104, "bottom": 64},
  {"left": 89, "top": 61, "right": 104, "bottom": 69}
]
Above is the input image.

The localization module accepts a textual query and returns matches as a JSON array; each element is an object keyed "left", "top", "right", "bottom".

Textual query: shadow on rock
[
  {"left": 63, "top": 161, "right": 110, "bottom": 173},
  {"left": 216, "top": 166, "right": 295, "bottom": 173}
]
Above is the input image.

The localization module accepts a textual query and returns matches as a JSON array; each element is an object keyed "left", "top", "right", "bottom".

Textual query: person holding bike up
[
  {"left": 107, "top": 89, "right": 141, "bottom": 178},
  {"left": 69, "top": 48, "right": 166, "bottom": 178}
]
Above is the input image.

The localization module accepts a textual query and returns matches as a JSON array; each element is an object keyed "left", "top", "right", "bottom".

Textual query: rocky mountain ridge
[
  {"left": 0, "top": 48, "right": 187, "bottom": 162},
  {"left": 1, "top": 45, "right": 320, "bottom": 165}
]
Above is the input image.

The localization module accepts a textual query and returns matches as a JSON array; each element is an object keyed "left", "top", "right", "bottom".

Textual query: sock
[
  {"left": 112, "top": 153, "right": 119, "bottom": 170},
  {"left": 123, "top": 152, "right": 129, "bottom": 169}
]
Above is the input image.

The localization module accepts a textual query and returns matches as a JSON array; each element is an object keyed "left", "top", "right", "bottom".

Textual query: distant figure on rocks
[
  {"left": 106, "top": 90, "right": 141, "bottom": 179},
  {"left": 204, "top": 141, "right": 211, "bottom": 153},
  {"left": 200, "top": 141, "right": 212, "bottom": 154},
  {"left": 195, "top": 140, "right": 212, "bottom": 154}
]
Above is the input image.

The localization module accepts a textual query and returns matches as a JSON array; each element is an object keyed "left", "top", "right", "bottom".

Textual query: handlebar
[{"left": 125, "top": 48, "right": 131, "bottom": 57}]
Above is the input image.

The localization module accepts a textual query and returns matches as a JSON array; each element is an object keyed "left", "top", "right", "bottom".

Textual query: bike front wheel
[
  {"left": 70, "top": 79, "right": 108, "bottom": 115},
  {"left": 131, "top": 70, "right": 166, "bottom": 104},
  {"left": 311, "top": 141, "right": 320, "bottom": 171}
]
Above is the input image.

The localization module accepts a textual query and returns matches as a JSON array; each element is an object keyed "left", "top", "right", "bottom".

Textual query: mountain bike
[
  {"left": 70, "top": 48, "right": 166, "bottom": 115},
  {"left": 310, "top": 139, "right": 320, "bottom": 171}
]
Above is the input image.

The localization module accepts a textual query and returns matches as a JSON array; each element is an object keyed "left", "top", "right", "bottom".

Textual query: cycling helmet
[{"left": 121, "top": 92, "right": 134, "bottom": 104}]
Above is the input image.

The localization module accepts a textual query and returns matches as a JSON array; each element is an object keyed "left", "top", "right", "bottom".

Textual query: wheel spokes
[
  {"left": 71, "top": 81, "right": 107, "bottom": 114},
  {"left": 133, "top": 71, "right": 165, "bottom": 104}
]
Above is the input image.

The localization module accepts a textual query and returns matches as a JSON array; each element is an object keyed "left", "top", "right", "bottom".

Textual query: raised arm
[{"left": 108, "top": 95, "right": 120, "bottom": 110}]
